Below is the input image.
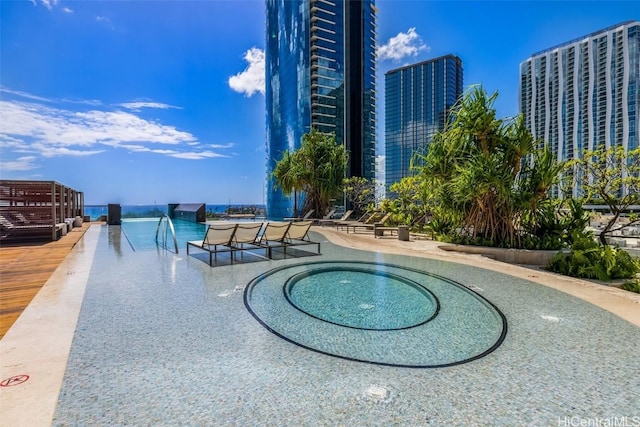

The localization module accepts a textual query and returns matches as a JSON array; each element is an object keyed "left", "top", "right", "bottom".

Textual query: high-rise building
[
  {"left": 519, "top": 21, "right": 640, "bottom": 197},
  {"left": 385, "top": 55, "right": 463, "bottom": 190},
  {"left": 265, "top": 0, "right": 377, "bottom": 219}
]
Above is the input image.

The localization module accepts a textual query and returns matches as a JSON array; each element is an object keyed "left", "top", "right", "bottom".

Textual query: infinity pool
[{"left": 120, "top": 218, "right": 206, "bottom": 251}]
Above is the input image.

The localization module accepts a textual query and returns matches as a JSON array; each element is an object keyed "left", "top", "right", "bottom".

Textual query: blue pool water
[
  {"left": 120, "top": 218, "right": 206, "bottom": 251},
  {"left": 246, "top": 261, "right": 506, "bottom": 368},
  {"left": 284, "top": 267, "right": 439, "bottom": 330}
]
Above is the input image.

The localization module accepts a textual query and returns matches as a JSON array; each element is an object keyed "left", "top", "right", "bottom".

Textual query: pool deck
[
  {"left": 1, "top": 224, "right": 639, "bottom": 426},
  {"left": 318, "top": 227, "right": 640, "bottom": 327},
  {"left": 0, "top": 222, "right": 92, "bottom": 338}
]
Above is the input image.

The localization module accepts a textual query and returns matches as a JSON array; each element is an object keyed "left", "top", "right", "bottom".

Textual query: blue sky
[{"left": 1, "top": 1, "right": 638, "bottom": 205}]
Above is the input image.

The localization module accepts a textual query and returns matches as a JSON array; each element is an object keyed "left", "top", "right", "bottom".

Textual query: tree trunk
[{"left": 599, "top": 213, "right": 619, "bottom": 247}]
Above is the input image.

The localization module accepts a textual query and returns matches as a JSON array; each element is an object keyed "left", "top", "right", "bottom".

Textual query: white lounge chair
[
  {"left": 284, "top": 209, "right": 314, "bottom": 222},
  {"left": 284, "top": 220, "right": 320, "bottom": 256},
  {"left": 258, "top": 221, "right": 291, "bottom": 258},
  {"left": 186, "top": 223, "right": 237, "bottom": 265},
  {"left": 317, "top": 209, "right": 349, "bottom": 227},
  {"left": 229, "top": 222, "right": 267, "bottom": 261}
]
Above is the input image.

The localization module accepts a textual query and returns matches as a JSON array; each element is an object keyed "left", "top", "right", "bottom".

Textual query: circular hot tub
[
  {"left": 284, "top": 267, "right": 439, "bottom": 330},
  {"left": 244, "top": 261, "right": 507, "bottom": 368}
]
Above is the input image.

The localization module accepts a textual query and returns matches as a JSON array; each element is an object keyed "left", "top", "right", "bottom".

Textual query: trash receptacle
[{"left": 398, "top": 225, "right": 409, "bottom": 241}]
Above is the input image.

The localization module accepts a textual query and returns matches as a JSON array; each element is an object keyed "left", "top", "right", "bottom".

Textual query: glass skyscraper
[
  {"left": 265, "top": 0, "right": 377, "bottom": 219},
  {"left": 384, "top": 55, "right": 463, "bottom": 190},
  {"left": 519, "top": 21, "right": 640, "bottom": 197}
]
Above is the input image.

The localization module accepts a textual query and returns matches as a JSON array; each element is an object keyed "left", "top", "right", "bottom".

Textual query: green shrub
[
  {"left": 622, "top": 280, "right": 640, "bottom": 294},
  {"left": 547, "top": 235, "right": 640, "bottom": 281}
]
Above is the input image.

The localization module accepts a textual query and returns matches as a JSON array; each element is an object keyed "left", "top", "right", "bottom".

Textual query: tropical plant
[
  {"left": 571, "top": 145, "right": 640, "bottom": 246},
  {"left": 343, "top": 176, "right": 376, "bottom": 216},
  {"left": 414, "top": 86, "right": 571, "bottom": 249},
  {"left": 272, "top": 149, "right": 304, "bottom": 217},
  {"left": 547, "top": 233, "right": 640, "bottom": 281},
  {"left": 622, "top": 279, "right": 640, "bottom": 294},
  {"left": 272, "top": 129, "right": 348, "bottom": 217},
  {"left": 381, "top": 175, "right": 429, "bottom": 227}
]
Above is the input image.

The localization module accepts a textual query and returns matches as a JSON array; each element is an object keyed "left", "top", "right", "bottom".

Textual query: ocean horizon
[{"left": 84, "top": 204, "right": 266, "bottom": 221}]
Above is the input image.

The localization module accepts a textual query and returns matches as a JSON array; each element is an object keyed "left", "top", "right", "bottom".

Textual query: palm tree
[
  {"left": 272, "top": 129, "right": 348, "bottom": 218},
  {"left": 272, "top": 149, "right": 303, "bottom": 217}
]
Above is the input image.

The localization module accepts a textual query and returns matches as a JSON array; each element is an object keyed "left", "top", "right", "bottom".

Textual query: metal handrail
[{"left": 155, "top": 214, "right": 178, "bottom": 253}]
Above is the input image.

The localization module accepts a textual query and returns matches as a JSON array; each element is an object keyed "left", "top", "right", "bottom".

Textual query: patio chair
[
  {"left": 186, "top": 223, "right": 237, "bottom": 265},
  {"left": 284, "top": 209, "right": 314, "bottom": 222},
  {"left": 334, "top": 210, "right": 369, "bottom": 230},
  {"left": 317, "top": 209, "right": 351, "bottom": 227},
  {"left": 258, "top": 221, "right": 292, "bottom": 258},
  {"left": 346, "top": 212, "right": 392, "bottom": 234},
  {"left": 322, "top": 208, "right": 336, "bottom": 219},
  {"left": 284, "top": 220, "right": 320, "bottom": 256},
  {"left": 228, "top": 222, "right": 268, "bottom": 262},
  {"left": 336, "top": 211, "right": 377, "bottom": 230}
]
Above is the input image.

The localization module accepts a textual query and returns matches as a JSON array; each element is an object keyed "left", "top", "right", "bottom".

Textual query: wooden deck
[{"left": 0, "top": 223, "right": 93, "bottom": 339}]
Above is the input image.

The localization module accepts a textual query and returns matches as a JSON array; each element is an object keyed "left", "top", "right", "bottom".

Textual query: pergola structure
[{"left": 0, "top": 180, "right": 84, "bottom": 242}]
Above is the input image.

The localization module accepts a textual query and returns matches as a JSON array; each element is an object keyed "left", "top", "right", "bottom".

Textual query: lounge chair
[
  {"left": 317, "top": 209, "right": 351, "bottom": 227},
  {"left": 258, "top": 221, "right": 292, "bottom": 258},
  {"left": 345, "top": 212, "right": 392, "bottom": 234},
  {"left": 284, "top": 209, "right": 314, "bottom": 222},
  {"left": 186, "top": 223, "right": 237, "bottom": 265},
  {"left": 228, "top": 222, "right": 267, "bottom": 261},
  {"left": 334, "top": 210, "right": 370, "bottom": 230},
  {"left": 283, "top": 220, "right": 320, "bottom": 256},
  {"left": 313, "top": 208, "right": 336, "bottom": 225},
  {"left": 336, "top": 211, "right": 377, "bottom": 231}
]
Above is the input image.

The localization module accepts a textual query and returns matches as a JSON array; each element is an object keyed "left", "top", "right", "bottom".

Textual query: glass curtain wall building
[
  {"left": 519, "top": 21, "right": 640, "bottom": 197},
  {"left": 385, "top": 55, "right": 463, "bottom": 191},
  {"left": 265, "top": 0, "right": 377, "bottom": 219}
]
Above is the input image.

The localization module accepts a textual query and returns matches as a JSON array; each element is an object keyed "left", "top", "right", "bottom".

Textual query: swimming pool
[{"left": 120, "top": 218, "right": 206, "bottom": 251}]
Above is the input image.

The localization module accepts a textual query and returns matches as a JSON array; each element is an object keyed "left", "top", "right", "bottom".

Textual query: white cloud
[
  {"left": 208, "top": 143, "right": 234, "bottom": 149},
  {"left": 228, "top": 47, "right": 265, "bottom": 97},
  {"left": 62, "top": 98, "right": 103, "bottom": 106},
  {"left": 0, "top": 156, "right": 40, "bottom": 171},
  {"left": 0, "top": 87, "right": 53, "bottom": 103},
  {"left": 1, "top": 87, "right": 102, "bottom": 107},
  {"left": 0, "top": 96, "right": 233, "bottom": 161},
  {"left": 169, "top": 151, "right": 229, "bottom": 160},
  {"left": 95, "top": 15, "right": 115, "bottom": 30},
  {"left": 62, "top": 7, "right": 73, "bottom": 13},
  {"left": 378, "top": 28, "right": 429, "bottom": 62},
  {"left": 32, "top": 144, "right": 104, "bottom": 158},
  {"left": 118, "top": 102, "right": 182, "bottom": 112},
  {"left": 39, "top": 0, "right": 59, "bottom": 10}
]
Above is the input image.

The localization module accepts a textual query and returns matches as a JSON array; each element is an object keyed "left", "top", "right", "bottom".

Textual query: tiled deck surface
[{"left": 1, "top": 224, "right": 639, "bottom": 426}]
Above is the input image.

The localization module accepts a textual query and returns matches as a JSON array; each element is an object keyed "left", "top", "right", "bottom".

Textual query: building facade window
[
  {"left": 519, "top": 21, "right": 640, "bottom": 197},
  {"left": 266, "top": 0, "right": 377, "bottom": 219},
  {"left": 384, "top": 55, "right": 463, "bottom": 192}
]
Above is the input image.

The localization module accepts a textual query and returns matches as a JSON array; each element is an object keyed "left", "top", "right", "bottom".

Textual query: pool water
[
  {"left": 285, "top": 267, "right": 439, "bottom": 330},
  {"left": 245, "top": 261, "right": 507, "bottom": 368},
  {"left": 121, "top": 218, "right": 206, "bottom": 251}
]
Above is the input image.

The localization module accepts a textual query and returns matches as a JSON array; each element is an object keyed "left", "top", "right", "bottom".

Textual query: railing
[{"left": 155, "top": 214, "right": 178, "bottom": 253}]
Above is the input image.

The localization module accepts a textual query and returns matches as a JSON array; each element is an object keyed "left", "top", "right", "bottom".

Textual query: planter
[{"left": 438, "top": 244, "right": 564, "bottom": 266}]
